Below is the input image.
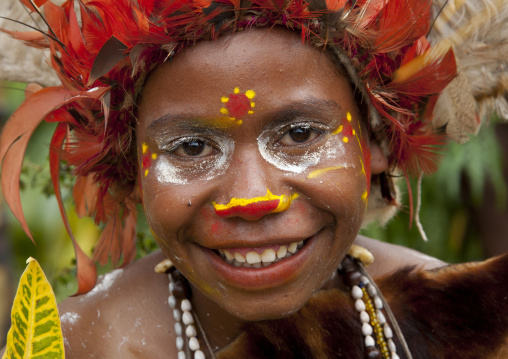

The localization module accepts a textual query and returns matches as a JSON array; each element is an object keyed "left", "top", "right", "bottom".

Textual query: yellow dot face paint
[
  {"left": 220, "top": 87, "right": 256, "bottom": 124},
  {"left": 212, "top": 189, "right": 299, "bottom": 219}
]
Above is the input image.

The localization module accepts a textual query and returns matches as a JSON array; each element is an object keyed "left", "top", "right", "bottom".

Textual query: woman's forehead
[{"left": 138, "top": 28, "right": 354, "bottom": 125}]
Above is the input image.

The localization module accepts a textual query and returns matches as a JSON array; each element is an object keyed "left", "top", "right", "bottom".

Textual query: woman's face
[{"left": 137, "top": 28, "right": 375, "bottom": 320}]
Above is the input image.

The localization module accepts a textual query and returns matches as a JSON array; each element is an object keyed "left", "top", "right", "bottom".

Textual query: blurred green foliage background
[{"left": 0, "top": 80, "right": 507, "bottom": 348}]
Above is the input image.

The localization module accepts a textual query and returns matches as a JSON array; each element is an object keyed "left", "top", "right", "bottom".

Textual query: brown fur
[{"left": 217, "top": 253, "right": 508, "bottom": 358}]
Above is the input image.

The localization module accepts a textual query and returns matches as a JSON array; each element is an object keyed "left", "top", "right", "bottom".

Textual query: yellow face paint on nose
[{"left": 212, "top": 189, "right": 299, "bottom": 219}]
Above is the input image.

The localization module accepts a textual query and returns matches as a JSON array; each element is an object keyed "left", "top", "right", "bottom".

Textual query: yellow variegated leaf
[{"left": 2, "top": 258, "right": 64, "bottom": 359}]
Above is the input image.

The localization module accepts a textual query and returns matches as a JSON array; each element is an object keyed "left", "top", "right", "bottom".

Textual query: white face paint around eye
[
  {"left": 154, "top": 137, "right": 235, "bottom": 185},
  {"left": 257, "top": 130, "right": 353, "bottom": 174}
]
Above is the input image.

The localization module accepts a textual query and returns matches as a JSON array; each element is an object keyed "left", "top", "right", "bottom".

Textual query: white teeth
[
  {"left": 277, "top": 246, "right": 288, "bottom": 258},
  {"left": 221, "top": 240, "right": 305, "bottom": 268},
  {"left": 224, "top": 250, "right": 234, "bottom": 261},
  {"left": 234, "top": 253, "right": 246, "bottom": 263},
  {"left": 246, "top": 252, "right": 262, "bottom": 264},
  {"left": 261, "top": 249, "right": 276, "bottom": 263},
  {"left": 288, "top": 242, "right": 298, "bottom": 254}
]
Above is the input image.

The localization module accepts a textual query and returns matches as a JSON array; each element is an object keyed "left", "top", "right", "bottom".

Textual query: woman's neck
[{"left": 189, "top": 271, "right": 342, "bottom": 354}]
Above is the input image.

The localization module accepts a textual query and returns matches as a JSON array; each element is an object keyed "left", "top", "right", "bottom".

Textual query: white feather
[
  {"left": 0, "top": 0, "right": 60, "bottom": 86},
  {"left": 430, "top": 0, "right": 508, "bottom": 124}
]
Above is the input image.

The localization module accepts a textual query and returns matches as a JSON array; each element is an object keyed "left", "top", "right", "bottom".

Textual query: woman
[{"left": 1, "top": 0, "right": 508, "bottom": 358}]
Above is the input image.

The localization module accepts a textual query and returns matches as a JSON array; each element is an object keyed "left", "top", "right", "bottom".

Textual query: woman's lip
[{"left": 203, "top": 231, "right": 319, "bottom": 290}]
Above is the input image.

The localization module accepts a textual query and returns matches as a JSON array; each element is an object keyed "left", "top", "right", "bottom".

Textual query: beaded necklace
[{"left": 155, "top": 248, "right": 413, "bottom": 359}]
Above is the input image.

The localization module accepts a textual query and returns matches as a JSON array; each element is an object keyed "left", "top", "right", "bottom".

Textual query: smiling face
[{"left": 136, "top": 28, "right": 379, "bottom": 320}]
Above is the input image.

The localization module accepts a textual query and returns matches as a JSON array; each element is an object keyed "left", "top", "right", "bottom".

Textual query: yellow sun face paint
[
  {"left": 212, "top": 189, "right": 299, "bottom": 219},
  {"left": 220, "top": 87, "right": 256, "bottom": 124}
]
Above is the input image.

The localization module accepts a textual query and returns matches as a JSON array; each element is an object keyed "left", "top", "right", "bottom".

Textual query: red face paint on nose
[{"left": 212, "top": 190, "right": 299, "bottom": 220}]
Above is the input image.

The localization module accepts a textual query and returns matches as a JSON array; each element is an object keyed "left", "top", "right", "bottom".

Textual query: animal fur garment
[{"left": 217, "top": 252, "right": 508, "bottom": 359}]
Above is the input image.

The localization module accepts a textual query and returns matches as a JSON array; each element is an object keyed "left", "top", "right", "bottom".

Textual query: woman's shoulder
[
  {"left": 58, "top": 251, "right": 177, "bottom": 359},
  {"left": 354, "top": 235, "right": 446, "bottom": 278}
]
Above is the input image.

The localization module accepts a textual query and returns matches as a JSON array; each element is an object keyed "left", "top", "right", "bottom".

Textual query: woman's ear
[{"left": 370, "top": 142, "right": 388, "bottom": 175}]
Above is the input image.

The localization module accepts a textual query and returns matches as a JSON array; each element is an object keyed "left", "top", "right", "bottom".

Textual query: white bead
[
  {"left": 186, "top": 324, "right": 197, "bottom": 337},
  {"left": 360, "top": 276, "right": 370, "bottom": 284},
  {"left": 367, "top": 283, "right": 377, "bottom": 297},
  {"left": 176, "top": 336, "right": 184, "bottom": 350},
  {"left": 169, "top": 282, "right": 175, "bottom": 292},
  {"left": 181, "top": 299, "right": 192, "bottom": 312},
  {"left": 189, "top": 337, "right": 200, "bottom": 351},
  {"left": 168, "top": 295, "right": 176, "bottom": 309},
  {"left": 194, "top": 350, "right": 205, "bottom": 359},
  {"left": 384, "top": 323, "right": 393, "bottom": 339},
  {"left": 178, "top": 351, "right": 186, "bottom": 359},
  {"left": 174, "top": 322, "right": 182, "bottom": 336},
  {"left": 388, "top": 339, "right": 396, "bottom": 352},
  {"left": 376, "top": 310, "right": 386, "bottom": 324},
  {"left": 364, "top": 335, "right": 375, "bottom": 347},
  {"left": 360, "top": 311, "right": 370, "bottom": 323},
  {"left": 351, "top": 286, "right": 363, "bottom": 299},
  {"left": 374, "top": 296, "right": 383, "bottom": 309},
  {"left": 392, "top": 353, "right": 400, "bottom": 359},
  {"left": 182, "top": 311, "right": 195, "bottom": 325},
  {"left": 173, "top": 309, "right": 181, "bottom": 322},
  {"left": 355, "top": 299, "right": 366, "bottom": 312},
  {"left": 362, "top": 323, "right": 373, "bottom": 336}
]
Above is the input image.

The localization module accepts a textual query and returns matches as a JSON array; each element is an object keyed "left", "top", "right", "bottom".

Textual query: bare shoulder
[
  {"left": 58, "top": 251, "right": 178, "bottom": 359},
  {"left": 354, "top": 235, "right": 446, "bottom": 278}
]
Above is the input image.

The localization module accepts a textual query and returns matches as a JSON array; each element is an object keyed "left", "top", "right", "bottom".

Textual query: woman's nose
[{"left": 212, "top": 147, "right": 298, "bottom": 220}]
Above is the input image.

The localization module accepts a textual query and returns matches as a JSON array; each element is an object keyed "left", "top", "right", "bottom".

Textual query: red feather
[
  {"left": 20, "top": 0, "right": 48, "bottom": 12},
  {"left": 389, "top": 46, "right": 457, "bottom": 97},
  {"left": 0, "top": 29, "right": 47, "bottom": 49},
  {"left": 50, "top": 122, "right": 97, "bottom": 295},
  {"left": 73, "top": 175, "right": 99, "bottom": 218},
  {"left": 0, "top": 87, "right": 75, "bottom": 241},
  {"left": 93, "top": 204, "right": 123, "bottom": 265},
  {"left": 0, "top": 85, "right": 108, "bottom": 276},
  {"left": 373, "top": 0, "right": 432, "bottom": 54}
]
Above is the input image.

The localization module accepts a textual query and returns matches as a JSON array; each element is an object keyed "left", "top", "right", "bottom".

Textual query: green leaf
[{"left": 2, "top": 258, "right": 64, "bottom": 359}]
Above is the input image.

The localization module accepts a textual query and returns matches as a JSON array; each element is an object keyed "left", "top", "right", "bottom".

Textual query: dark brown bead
[
  {"left": 365, "top": 347, "right": 382, "bottom": 359},
  {"left": 342, "top": 270, "right": 362, "bottom": 287},
  {"left": 172, "top": 279, "right": 191, "bottom": 300},
  {"left": 341, "top": 255, "right": 356, "bottom": 272}
]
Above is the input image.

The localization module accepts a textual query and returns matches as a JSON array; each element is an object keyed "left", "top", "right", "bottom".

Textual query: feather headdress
[{"left": 0, "top": 0, "right": 477, "bottom": 292}]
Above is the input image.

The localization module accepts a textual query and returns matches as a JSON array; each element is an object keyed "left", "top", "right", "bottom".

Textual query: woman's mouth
[
  {"left": 204, "top": 231, "right": 321, "bottom": 290},
  {"left": 216, "top": 240, "right": 305, "bottom": 268}
]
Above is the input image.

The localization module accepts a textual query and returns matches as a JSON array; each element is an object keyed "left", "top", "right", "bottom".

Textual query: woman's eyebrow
[
  {"left": 267, "top": 98, "right": 345, "bottom": 126},
  {"left": 146, "top": 114, "right": 222, "bottom": 135}
]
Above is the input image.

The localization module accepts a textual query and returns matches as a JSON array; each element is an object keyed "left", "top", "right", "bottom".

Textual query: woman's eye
[
  {"left": 172, "top": 139, "right": 215, "bottom": 158},
  {"left": 279, "top": 127, "right": 319, "bottom": 145}
]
